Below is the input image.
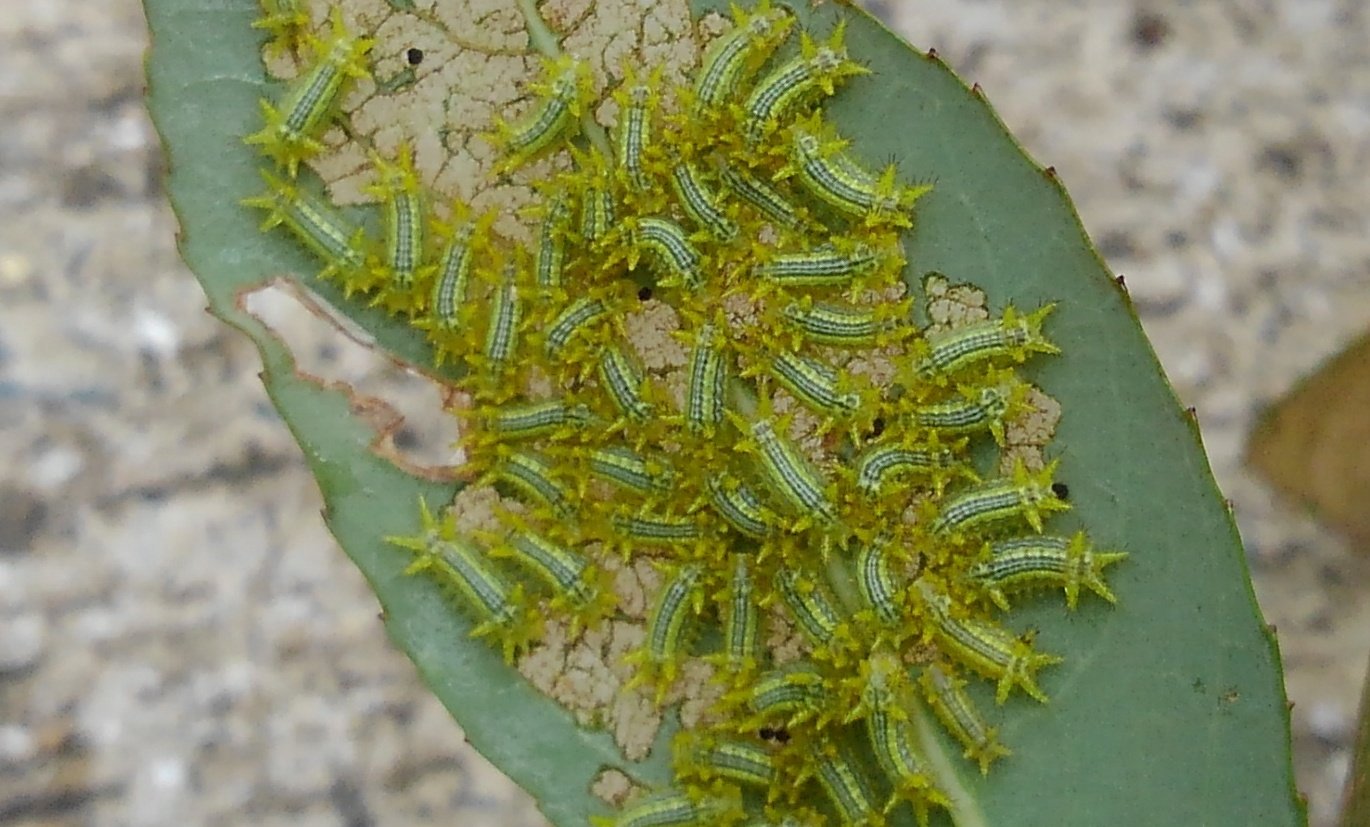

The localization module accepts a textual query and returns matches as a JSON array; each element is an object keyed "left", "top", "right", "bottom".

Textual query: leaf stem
[{"left": 910, "top": 699, "right": 989, "bottom": 827}]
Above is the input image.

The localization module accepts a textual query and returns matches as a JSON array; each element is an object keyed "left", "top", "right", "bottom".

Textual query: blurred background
[{"left": 3, "top": 0, "right": 1368, "bottom": 824}]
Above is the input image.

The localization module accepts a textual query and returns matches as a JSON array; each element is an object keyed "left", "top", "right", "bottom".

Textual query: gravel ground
[{"left": 2, "top": 1, "right": 1368, "bottom": 825}]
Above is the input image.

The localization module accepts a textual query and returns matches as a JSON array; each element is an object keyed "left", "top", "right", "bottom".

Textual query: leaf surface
[{"left": 144, "top": 1, "right": 1306, "bottom": 823}]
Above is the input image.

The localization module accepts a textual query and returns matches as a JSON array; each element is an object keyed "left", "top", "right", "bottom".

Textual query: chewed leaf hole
[{"left": 240, "top": 278, "right": 464, "bottom": 479}]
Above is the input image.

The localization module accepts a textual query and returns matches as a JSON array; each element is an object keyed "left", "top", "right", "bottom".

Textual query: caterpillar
[
  {"left": 911, "top": 304, "right": 1060, "bottom": 383},
  {"left": 627, "top": 216, "right": 705, "bottom": 290},
  {"left": 244, "top": 9, "right": 373, "bottom": 177},
  {"left": 593, "top": 788, "right": 738, "bottom": 827},
  {"left": 483, "top": 448, "right": 574, "bottom": 519},
  {"left": 691, "top": 0, "right": 794, "bottom": 115},
  {"left": 716, "top": 554, "right": 761, "bottom": 673},
  {"left": 721, "top": 162, "right": 808, "bottom": 230},
  {"left": 703, "top": 473, "right": 780, "bottom": 540},
  {"left": 810, "top": 743, "right": 880, "bottom": 827},
  {"left": 385, "top": 500, "right": 538, "bottom": 663},
  {"left": 905, "top": 373, "right": 1024, "bottom": 445},
  {"left": 243, "top": 170, "right": 370, "bottom": 282},
  {"left": 614, "top": 69, "right": 656, "bottom": 192},
  {"left": 753, "top": 240, "right": 886, "bottom": 288},
  {"left": 969, "top": 531, "right": 1128, "bottom": 610},
  {"left": 779, "top": 116, "right": 931, "bottom": 228},
  {"left": 774, "top": 566, "right": 849, "bottom": 653},
  {"left": 684, "top": 322, "right": 728, "bottom": 436},
  {"left": 742, "top": 22, "right": 868, "bottom": 145},
  {"left": 780, "top": 295, "right": 909, "bottom": 348},
  {"left": 482, "top": 399, "right": 595, "bottom": 442},
  {"left": 676, "top": 733, "right": 779, "bottom": 790},
  {"left": 489, "top": 54, "right": 591, "bottom": 173},
  {"left": 742, "top": 662, "right": 830, "bottom": 729},
  {"left": 670, "top": 161, "right": 738, "bottom": 242},
  {"left": 919, "top": 662, "right": 1011, "bottom": 774},
  {"left": 597, "top": 342, "right": 657, "bottom": 427},
  {"left": 916, "top": 580, "right": 1062, "bottom": 704},
  {"left": 747, "top": 418, "right": 839, "bottom": 530},
  {"left": 929, "top": 458, "right": 1070, "bottom": 537},
  {"left": 586, "top": 445, "right": 677, "bottom": 498},
  {"left": 366, "top": 143, "right": 429, "bottom": 306},
  {"left": 627, "top": 564, "right": 705, "bottom": 700}
]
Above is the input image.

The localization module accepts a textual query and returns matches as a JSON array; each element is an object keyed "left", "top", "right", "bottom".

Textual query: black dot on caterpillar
[
  {"left": 637, "top": 285, "right": 653, "bottom": 301},
  {"left": 1051, "top": 482, "right": 1070, "bottom": 500},
  {"left": 406, "top": 47, "right": 424, "bottom": 65}
]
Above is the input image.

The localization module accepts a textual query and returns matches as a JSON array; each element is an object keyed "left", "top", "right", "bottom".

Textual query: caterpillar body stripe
[
  {"left": 677, "top": 733, "right": 778, "bottom": 789},
  {"left": 490, "top": 54, "right": 590, "bottom": 173},
  {"left": 929, "top": 459, "right": 1069, "bottom": 537},
  {"left": 579, "top": 179, "right": 617, "bottom": 243},
  {"left": 811, "top": 744, "right": 880, "bottom": 827},
  {"left": 781, "top": 297, "right": 906, "bottom": 348},
  {"left": 913, "top": 304, "right": 1060, "bottom": 381},
  {"left": 425, "top": 210, "right": 485, "bottom": 333},
  {"left": 366, "top": 144, "right": 427, "bottom": 298},
  {"left": 854, "top": 541, "right": 904, "bottom": 627},
  {"left": 741, "top": 23, "right": 867, "bottom": 145},
  {"left": 916, "top": 580, "right": 1061, "bottom": 704},
  {"left": 907, "top": 379, "right": 1019, "bottom": 445},
  {"left": 670, "top": 161, "right": 738, "bottom": 242},
  {"left": 685, "top": 323, "right": 728, "bottom": 436},
  {"left": 628, "top": 216, "right": 705, "bottom": 290},
  {"left": 754, "top": 241, "right": 884, "bottom": 287},
  {"left": 628, "top": 564, "right": 704, "bottom": 699},
  {"left": 545, "top": 295, "right": 610, "bottom": 359},
  {"left": 610, "top": 510, "right": 705, "bottom": 548},
  {"left": 385, "top": 500, "right": 536, "bottom": 663},
  {"left": 479, "top": 263, "right": 523, "bottom": 379},
  {"left": 533, "top": 194, "right": 572, "bottom": 288},
  {"left": 593, "top": 789, "right": 734, "bottom": 827},
  {"left": 691, "top": 1, "right": 794, "bottom": 115},
  {"left": 774, "top": 567, "right": 847, "bottom": 652},
  {"left": 586, "top": 445, "right": 676, "bottom": 497},
  {"left": 749, "top": 419, "right": 838, "bottom": 529},
  {"left": 494, "top": 528, "right": 593, "bottom": 599},
  {"left": 485, "top": 449, "right": 574, "bottom": 518},
  {"left": 597, "top": 343, "right": 656, "bottom": 424},
  {"left": 781, "top": 117, "right": 931, "bottom": 227},
  {"left": 244, "top": 9, "right": 374, "bottom": 176},
  {"left": 484, "top": 399, "right": 594, "bottom": 441},
  {"left": 705, "top": 474, "right": 779, "bottom": 540},
  {"left": 919, "top": 662, "right": 1010, "bottom": 775},
  {"left": 865, "top": 708, "right": 945, "bottom": 820},
  {"left": 613, "top": 71, "right": 655, "bottom": 192},
  {"left": 720, "top": 162, "right": 807, "bottom": 230},
  {"left": 969, "top": 531, "right": 1127, "bottom": 610},
  {"left": 243, "top": 170, "right": 369, "bottom": 280},
  {"left": 717, "top": 554, "right": 761, "bottom": 672},
  {"left": 744, "top": 662, "right": 829, "bottom": 727},
  {"left": 853, "top": 441, "right": 965, "bottom": 497},
  {"left": 763, "top": 350, "right": 862, "bottom": 420}
]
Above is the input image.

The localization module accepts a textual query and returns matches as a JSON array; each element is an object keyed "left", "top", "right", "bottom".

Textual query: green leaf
[{"left": 144, "top": 1, "right": 1307, "bottom": 825}]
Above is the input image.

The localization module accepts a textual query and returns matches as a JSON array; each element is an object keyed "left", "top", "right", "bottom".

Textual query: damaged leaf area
[{"left": 146, "top": 0, "right": 1307, "bottom": 825}]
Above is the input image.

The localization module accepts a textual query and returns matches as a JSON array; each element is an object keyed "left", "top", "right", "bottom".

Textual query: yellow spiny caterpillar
[
  {"left": 244, "top": 8, "right": 372, "bottom": 177},
  {"left": 241, "top": 2, "right": 1126, "bottom": 825}
]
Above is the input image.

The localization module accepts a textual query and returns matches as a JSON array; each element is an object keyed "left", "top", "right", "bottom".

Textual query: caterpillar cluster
[{"left": 241, "top": 2, "right": 1127, "bottom": 825}]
